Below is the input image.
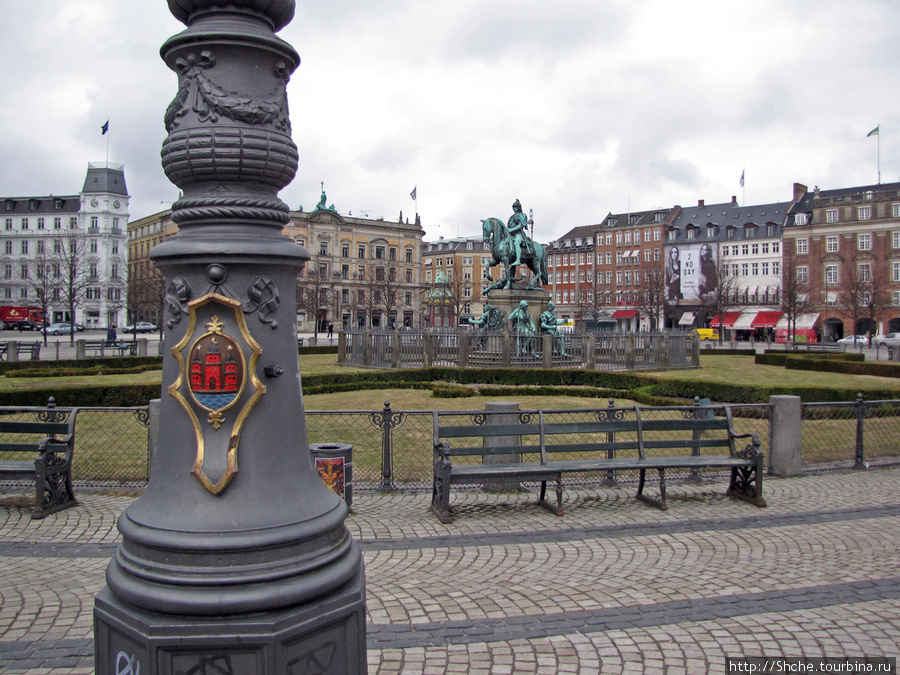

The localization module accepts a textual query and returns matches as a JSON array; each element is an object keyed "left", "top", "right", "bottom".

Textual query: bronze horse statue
[{"left": 481, "top": 217, "right": 549, "bottom": 293}]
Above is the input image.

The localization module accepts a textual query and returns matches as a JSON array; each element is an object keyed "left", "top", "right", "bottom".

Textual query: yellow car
[{"left": 693, "top": 328, "right": 719, "bottom": 341}]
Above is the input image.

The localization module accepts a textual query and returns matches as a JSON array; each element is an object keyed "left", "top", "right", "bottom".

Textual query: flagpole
[{"left": 878, "top": 126, "right": 881, "bottom": 184}]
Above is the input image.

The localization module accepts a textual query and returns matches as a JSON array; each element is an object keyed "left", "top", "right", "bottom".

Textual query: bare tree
[
  {"left": 836, "top": 257, "right": 870, "bottom": 338},
  {"left": 126, "top": 261, "right": 165, "bottom": 339},
  {"left": 779, "top": 255, "right": 812, "bottom": 344},
  {"left": 296, "top": 266, "right": 333, "bottom": 336},
  {"left": 699, "top": 253, "right": 742, "bottom": 343},
  {"left": 24, "top": 250, "right": 60, "bottom": 344},
  {"left": 575, "top": 268, "right": 610, "bottom": 327},
  {"left": 52, "top": 229, "right": 90, "bottom": 344},
  {"left": 635, "top": 258, "right": 667, "bottom": 331},
  {"left": 858, "top": 261, "right": 891, "bottom": 339}
]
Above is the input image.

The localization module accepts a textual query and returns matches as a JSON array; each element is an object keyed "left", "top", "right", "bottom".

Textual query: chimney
[
  {"left": 731, "top": 195, "right": 737, "bottom": 205},
  {"left": 697, "top": 199, "right": 704, "bottom": 207},
  {"left": 793, "top": 182, "right": 808, "bottom": 202}
]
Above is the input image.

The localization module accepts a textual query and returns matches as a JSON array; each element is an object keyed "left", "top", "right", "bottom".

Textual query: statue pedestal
[{"left": 487, "top": 288, "right": 550, "bottom": 328}]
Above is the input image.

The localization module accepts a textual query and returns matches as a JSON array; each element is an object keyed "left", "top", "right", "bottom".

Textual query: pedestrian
[
  {"left": 106, "top": 324, "right": 117, "bottom": 345},
  {"left": 327, "top": 322, "right": 333, "bottom": 338}
]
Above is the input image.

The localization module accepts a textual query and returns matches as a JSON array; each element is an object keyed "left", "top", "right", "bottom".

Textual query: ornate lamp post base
[{"left": 95, "top": 572, "right": 365, "bottom": 674}]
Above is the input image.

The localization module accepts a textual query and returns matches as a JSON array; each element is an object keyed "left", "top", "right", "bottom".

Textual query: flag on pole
[
  {"left": 740, "top": 169, "right": 745, "bottom": 188},
  {"left": 101, "top": 120, "right": 109, "bottom": 135},
  {"left": 410, "top": 186, "right": 417, "bottom": 201},
  {"left": 867, "top": 125, "right": 880, "bottom": 137}
]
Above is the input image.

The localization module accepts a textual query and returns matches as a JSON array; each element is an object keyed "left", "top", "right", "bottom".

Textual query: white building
[{"left": 0, "top": 162, "right": 129, "bottom": 328}]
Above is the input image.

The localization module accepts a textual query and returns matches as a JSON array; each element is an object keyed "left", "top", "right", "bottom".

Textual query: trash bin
[{"left": 309, "top": 442, "right": 352, "bottom": 506}]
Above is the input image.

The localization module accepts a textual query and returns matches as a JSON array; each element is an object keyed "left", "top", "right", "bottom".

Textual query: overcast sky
[{"left": 1, "top": 0, "right": 898, "bottom": 244}]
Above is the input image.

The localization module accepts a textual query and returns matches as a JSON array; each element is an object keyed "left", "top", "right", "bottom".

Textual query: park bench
[
  {"left": 0, "top": 341, "right": 41, "bottom": 361},
  {"left": 83, "top": 340, "right": 138, "bottom": 357},
  {"left": 0, "top": 402, "right": 77, "bottom": 518},
  {"left": 431, "top": 400, "right": 766, "bottom": 523},
  {"left": 793, "top": 342, "right": 840, "bottom": 352}
]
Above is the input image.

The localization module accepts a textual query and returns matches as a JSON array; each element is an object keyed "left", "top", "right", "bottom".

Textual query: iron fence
[
  {"left": 0, "top": 396, "right": 896, "bottom": 492},
  {"left": 800, "top": 395, "right": 900, "bottom": 472},
  {"left": 342, "top": 329, "right": 699, "bottom": 371}
]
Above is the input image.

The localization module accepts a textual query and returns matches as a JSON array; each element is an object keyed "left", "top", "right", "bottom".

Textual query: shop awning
[
  {"left": 678, "top": 311, "right": 695, "bottom": 326},
  {"left": 709, "top": 311, "right": 742, "bottom": 328},
  {"left": 751, "top": 311, "right": 783, "bottom": 328},
  {"left": 612, "top": 309, "right": 639, "bottom": 319},
  {"left": 732, "top": 312, "right": 757, "bottom": 330},
  {"left": 775, "top": 313, "right": 820, "bottom": 330}
]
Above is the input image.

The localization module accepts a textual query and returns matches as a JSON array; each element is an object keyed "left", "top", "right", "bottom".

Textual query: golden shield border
[{"left": 169, "top": 292, "right": 266, "bottom": 495}]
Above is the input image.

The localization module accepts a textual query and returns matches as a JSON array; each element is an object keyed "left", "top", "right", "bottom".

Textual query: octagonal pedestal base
[{"left": 94, "top": 567, "right": 366, "bottom": 674}]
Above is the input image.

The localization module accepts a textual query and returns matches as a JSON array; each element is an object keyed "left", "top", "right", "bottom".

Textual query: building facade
[
  {"left": 1, "top": 162, "right": 129, "bottom": 328},
  {"left": 421, "top": 235, "right": 499, "bottom": 326},
  {"left": 784, "top": 181, "right": 900, "bottom": 339},
  {"left": 667, "top": 197, "right": 788, "bottom": 337}
]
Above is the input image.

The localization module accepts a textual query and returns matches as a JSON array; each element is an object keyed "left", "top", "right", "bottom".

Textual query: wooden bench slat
[
  {"left": 0, "top": 421, "right": 70, "bottom": 435},
  {"left": 438, "top": 423, "right": 542, "bottom": 438},
  {"left": 442, "top": 444, "right": 541, "bottom": 457}
]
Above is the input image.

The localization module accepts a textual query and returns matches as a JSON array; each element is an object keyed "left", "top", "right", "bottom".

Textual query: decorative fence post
[
  {"left": 369, "top": 401, "right": 404, "bottom": 492},
  {"left": 854, "top": 392, "right": 868, "bottom": 470},
  {"left": 599, "top": 398, "right": 621, "bottom": 486}
]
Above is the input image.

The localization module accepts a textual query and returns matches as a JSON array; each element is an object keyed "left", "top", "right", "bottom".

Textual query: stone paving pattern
[{"left": 0, "top": 468, "right": 898, "bottom": 673}]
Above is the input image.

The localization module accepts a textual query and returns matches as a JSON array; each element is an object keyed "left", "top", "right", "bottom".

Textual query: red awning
[
  {"left": 709, "top": 311, "right": 742, "bottom": 328},
  {"left": 751, "top": 311, "right": 783, "bottom": 328},
  {"left": 612, "top": 309, "right": 639, "bottom": 318}
]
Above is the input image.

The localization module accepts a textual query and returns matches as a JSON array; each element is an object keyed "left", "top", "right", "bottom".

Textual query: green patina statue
[
  {"left": 509, "top": 300, "right": 537, "bottom": 356},
  {"left": 540, "top": 301, "right": 568, "bottom": 356},
  {"left": 481, "top": 199, "right": 548, "bottom": 294}
]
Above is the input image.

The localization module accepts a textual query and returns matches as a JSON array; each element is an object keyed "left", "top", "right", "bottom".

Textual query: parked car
[
  {"left": 873, "top": 333, "right": 900, "bottom": 348},
  {"left": 122, "top": 322, "right": 157, "bottom": 334},
  {"left": 692, "top": 328, "right": 719, "bottom": 341},
  {"left": 46, "top": 322, "right": 76, "bottom": 335},
  {"left": 836, "top": 335, "right": 868, "bottom": 346},
  {"left": 15, "top": 320, "right": 42, "bottom": 331}
]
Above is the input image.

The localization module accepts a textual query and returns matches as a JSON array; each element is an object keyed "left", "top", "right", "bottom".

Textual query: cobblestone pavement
[{"left": 1, "top": 468, "right": 898, "bottom": 673}]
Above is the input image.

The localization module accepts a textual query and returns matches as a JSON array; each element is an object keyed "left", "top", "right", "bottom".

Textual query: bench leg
[
  {"left": 430, "top": 470, "right": 453, "bottom": 524},
  {"left": 32, "top": 459, "right": 77, "bottom": 519},
  {"left": 538, "top": 476, "right": 564, "bottom": 516},
  {"left": 726, "top": 465, "right": 768, "bottom": 508},
  {"left": 635, "top": 468, "right": 668, "bottom": 511}
]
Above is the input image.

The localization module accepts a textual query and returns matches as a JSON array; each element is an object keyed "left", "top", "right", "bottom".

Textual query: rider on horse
[{"left": 507, "top": 199, "right": 534, "bottom": 267}]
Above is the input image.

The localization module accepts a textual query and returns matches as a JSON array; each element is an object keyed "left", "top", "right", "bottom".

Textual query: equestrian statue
[{"left": 481, "top": 199, "right": 549, "bottom": 294}]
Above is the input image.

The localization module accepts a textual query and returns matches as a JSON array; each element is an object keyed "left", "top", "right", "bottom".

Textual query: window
[
  {"left": 742, "top": 244, "right": 749, "bottom": 256},
  {"left": 616, "top": 252, "right": 623, "bottom": 265},
  {"left": 794, "top": 213, "right": 808, "bottom": 225},
  {"left": 762, "top": 243, "right": 770, "bottom": 254},
  {"left": 686, "top": 227, "right": 696, "bottom": 239},
  {"left": 606, "top": 233, "right": 613, "bottom": 245},
  {"left": 858, "top": 206, "right": 871, "bottom": 220},
  {"left": 358, "top": 245, "right": 366, "bottom": 258},
  {"left": 894, "top": 291, "right": 900, "bottom": 307},
  {"left": 644, "top": 249, "right": 652, "bottom": 262},
  {"left": 606, "top": 252, "right": 613, "bottom": 265},
  {"left": 644, "top": 229, "right": 651, "bottom": 242},
  {"left": 579, "top": 270, "right": 585, "bottom": 283},
  {"left": 2, "top": 264, "right": 9, "bottom": 279},
  {"left": 634, "top": 270, "right": 640, "bottom": 284},
  {"left": 751, "top": 244, "right": 759, "bottom": 255},
  {"left": 772, "top": 261, "right": 780, "bottom": 276},
  {"left": 624, "top": 271, "right": 632, "bottom": 285},
  {"left": 893, "top": 232, "right": 900, "bottom": 249},
  {"left": 751, "top": 263, "right": 759, "bottom": 276},
  {"left": 653, "top": 249, "right": 661, "bottom": 261},
  {"left": 91, "top": 216, "right": 99, "bottom": 229},
  {"left": 90, "top": 239, "right": 98, "bottom": 253},
  {"left": 389, "top": 247, "right": 397, "bottom": 261},
  {"left": 406, "top": 248, "right": 413, "bottom": 262},
  {"left": 4, "top": 218, "right": 10, "bottom": 230},
  {"left": 772, "top": 242, "right": 780, "bottom": 254},
  {"left": 858, "top": 233, "right": 871, "bottom": 251},
  {"left": 20, "top": 264, "right": 28, "bottom": 278},
  {"left": 624, "top": 231, "right": 632, "bottom": 245},
  {"left": 826, "top": 209, "right": 839, "bottom": 223},
  {"left": 319, "top": 242, "right": 328, "bottom": 256},
  {"left": 20, "top": 240, "right": 28, "bottom": 254},
  {"left": 406, "top": 269, "right": 413, "bottom": 283},
  {"left": 615, "top": 232, "right": 623, "bottom": 246},
  {"left": 893, "top": 261, "right": 900, "bottom": 283},
  {"left": 4, "top": 241, "right": 11, "bottom": 255},
  {"left": 761, "top": 262, "right": 769, "bottom": 276},
  {"left": 112, "top": 241, "right": 119, "bottom": 254},
  {"left": 893, "top": 204, "right": 900, "bottom": 218},
  {"left": 579, "top": 253, "right": 585, "bottom": 265},
  {"left": 825, "top": 236, "right": 839, "bottom": 253},
  {"left": 825, "top": 264, "right": 839, "bottom": 285},
  {"left": 36, "top": 240, "right": 44, "bottom": 254},
  {"left": 342, "top": 243, "right": 350, "bottom": 257},
  {"left": 605, "top": 271, "right": 613, "bottom": 284},
  {"left": 375, "top": 246, "right": 385, "bottom": 259},
  {"left": 37, "top": 218, "right": 44, "bottom": 230},
  {"left": 741, "top": 263, "right": 749, "bottom": 276},
  {"left": 616, "top": 271, "right": 623, "bottom": 285},
  {"left": 653, "top": 228, "right": 661, "bottom": 241}
]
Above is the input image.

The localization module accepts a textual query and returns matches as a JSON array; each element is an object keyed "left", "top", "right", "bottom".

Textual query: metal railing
[
  {"left": 0, "top": 396, "right": 897, "bottom": 492},
  {"left": 341, "top": 329, "right": 698, "bottom": 371}
]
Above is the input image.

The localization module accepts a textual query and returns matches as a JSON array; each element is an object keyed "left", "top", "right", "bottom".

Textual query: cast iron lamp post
[{"left": 93, "top": 2, "right": 367, "bottom": 672}]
